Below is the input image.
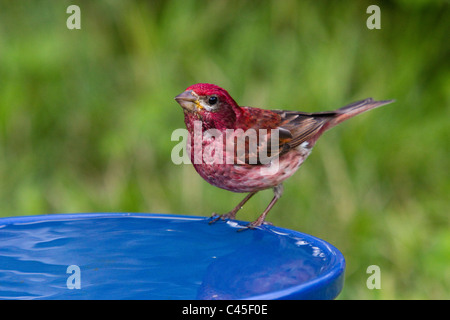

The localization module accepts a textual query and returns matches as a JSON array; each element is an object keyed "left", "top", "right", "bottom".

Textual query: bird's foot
[
  {"left": 209, "top": 212, "right": 236, "bottom": 225},
  {"left": 237, "top": 220, "right": 273, "bottom": 232}
]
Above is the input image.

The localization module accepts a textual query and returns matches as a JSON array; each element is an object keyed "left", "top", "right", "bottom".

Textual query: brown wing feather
[
  {"left": 273, "top": 110, "right": 336, "bottom": 152},
  {"left": 233, "top": 98, "right": 393, "bottom": 164},
  {"left": 274, "top": 98, "right": 394, "bottom": 154},
  {"left": 233, "top": 107, "right": 334, "bottom": 164}
]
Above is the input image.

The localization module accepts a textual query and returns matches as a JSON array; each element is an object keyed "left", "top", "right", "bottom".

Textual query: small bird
[{"left": 175, "top": 83, "right": 393, "bottom": 229}]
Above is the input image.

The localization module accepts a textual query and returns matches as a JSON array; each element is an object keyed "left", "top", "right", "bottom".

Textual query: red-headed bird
[{"left": 175, "top": 83, "right": 393, "bottom": 229}]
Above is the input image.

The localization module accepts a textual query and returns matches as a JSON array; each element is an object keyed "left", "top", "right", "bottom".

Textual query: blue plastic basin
[{"left": 0, "top": 213, "right": 345, "bottom": 300}]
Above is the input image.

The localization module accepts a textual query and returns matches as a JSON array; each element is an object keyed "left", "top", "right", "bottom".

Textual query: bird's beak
[{"left": 175, "top": 90, "right": 198, "bottom": 112}]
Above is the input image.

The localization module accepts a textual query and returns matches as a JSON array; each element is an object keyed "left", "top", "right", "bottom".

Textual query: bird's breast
[{"left": 186, "top": 131, "right": 313, "bottom": 193}]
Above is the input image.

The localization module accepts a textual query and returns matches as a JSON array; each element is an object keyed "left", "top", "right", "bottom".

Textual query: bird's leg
[
  {"left": 243, "top": 184, "right": 284, "bottom": 230},
  {"left": 209, "top": 191, "right": 257, "bottom": 224}
]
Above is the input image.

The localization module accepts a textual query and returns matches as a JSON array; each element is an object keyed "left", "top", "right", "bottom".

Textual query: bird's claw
[
  {"left": 209, "top": 212, "right": 273, "bottom": 231},
  {"left": 209, "top": 212, "right": 235, "bottom": 225},
  {"left": 237, "top": 220, "right": 273, "bottom": 232},
  {"left": 208, "top": 213, "right": 221, "bottom": 224}
]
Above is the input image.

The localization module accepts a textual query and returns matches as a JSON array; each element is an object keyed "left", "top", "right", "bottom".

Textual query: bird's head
[{"left": 175, "top": 83, "right": 241, "bottom": 130}]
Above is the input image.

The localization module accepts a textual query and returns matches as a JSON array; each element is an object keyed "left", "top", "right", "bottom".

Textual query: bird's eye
[{"left": 208, "top": 96, "right": 218, "bottom": 105}]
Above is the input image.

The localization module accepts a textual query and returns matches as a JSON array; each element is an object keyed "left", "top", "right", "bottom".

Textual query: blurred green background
[{"left": 0, "top": 0, "right": 448, "bottom": 299}]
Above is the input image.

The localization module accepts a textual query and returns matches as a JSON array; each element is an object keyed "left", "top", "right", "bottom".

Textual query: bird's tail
[{"left": 326, "top": 98, "right": 395, "bottom": 129}]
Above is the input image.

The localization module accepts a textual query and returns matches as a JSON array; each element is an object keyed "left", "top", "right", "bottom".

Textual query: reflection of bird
[{"left": 175, "top": 83, "right": 393, "bottom": 229}]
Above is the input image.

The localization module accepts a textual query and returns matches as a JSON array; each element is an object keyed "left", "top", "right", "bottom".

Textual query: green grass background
[{"left": 0, "top": 0, "right": 448, "bottom": 299}]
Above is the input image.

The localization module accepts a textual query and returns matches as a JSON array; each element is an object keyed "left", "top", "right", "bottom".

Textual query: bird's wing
[
  {"left": 233, "top": 98, "right": 393, "bottom": 164},
  {"left": 273, "top": 110, "right": 336, "bottom": 152},
  {"left": 273, "top": 97, "right": 394, "bottom": 152},
  {"left": 233, "top": 107, "right": 333, "bottom": 165}
]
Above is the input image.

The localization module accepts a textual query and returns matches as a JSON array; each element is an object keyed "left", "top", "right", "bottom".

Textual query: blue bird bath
[{"left": 0, "top": 213, "right": 345, "bottom": 299}]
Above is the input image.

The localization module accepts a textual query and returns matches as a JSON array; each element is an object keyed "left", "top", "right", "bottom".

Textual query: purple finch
[{"left": 175, "top": 83, "right": 393, "bottom": 229}]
